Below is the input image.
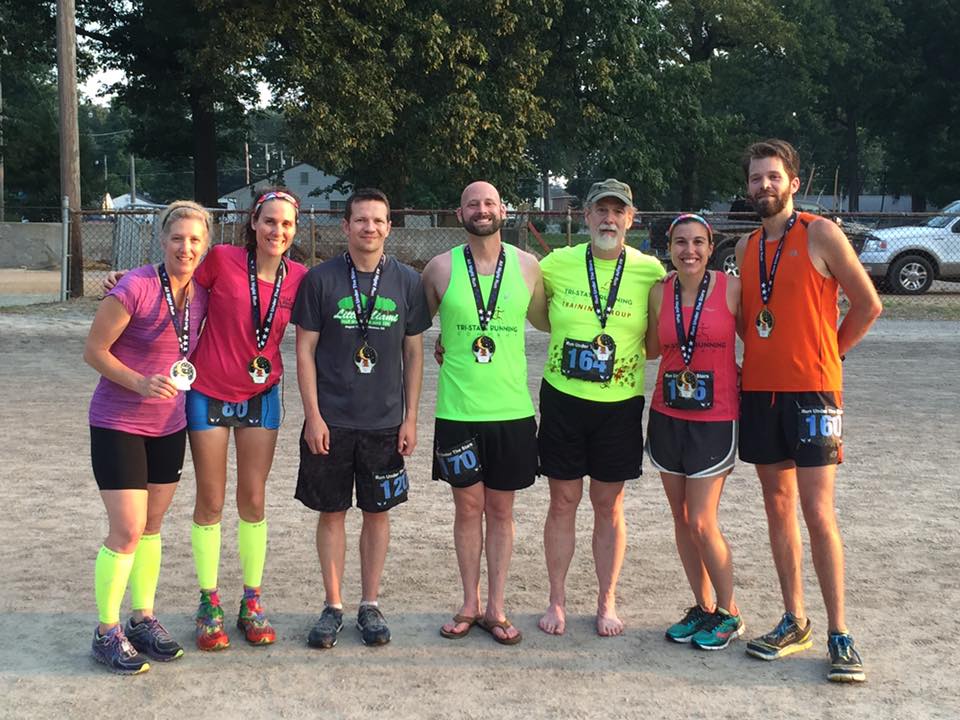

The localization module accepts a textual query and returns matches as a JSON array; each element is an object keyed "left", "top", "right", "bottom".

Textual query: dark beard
[
  {"left": 750, "top": 189, "right": 790, "bottom": 218},
  {"left": 463, "top": 215, "right": 503, "bottom": 236}
]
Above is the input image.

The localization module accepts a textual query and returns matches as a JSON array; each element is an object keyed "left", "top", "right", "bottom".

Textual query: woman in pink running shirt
[
  {"left": 645, "top": 214, "right": 746, "bottom": 651},
  {"left": 85, "top": 201, "right": 211, "bottom": 674},
  {"left": 184, "top": 188, "right": 307, "bottom": 651}
]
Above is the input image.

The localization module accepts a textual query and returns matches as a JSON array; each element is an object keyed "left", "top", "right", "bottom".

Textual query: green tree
[
  {"left": 79, "top": 0, "right": 271, "bottom": 205},
  {"left": 270, "top": 0, "right": 557, "bottom": 207}
]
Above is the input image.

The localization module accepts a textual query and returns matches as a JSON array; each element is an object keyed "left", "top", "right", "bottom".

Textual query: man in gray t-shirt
[{"left": 292, "top": 189, "right": 431, "bottom": 649}]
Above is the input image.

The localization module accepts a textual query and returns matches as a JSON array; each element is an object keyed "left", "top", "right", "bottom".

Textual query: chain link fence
[{"left": 2, "top": 205, "right": 959, "bottom": 305}]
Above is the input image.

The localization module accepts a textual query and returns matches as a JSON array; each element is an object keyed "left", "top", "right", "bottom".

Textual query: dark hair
[
  {"left": 741, "top": 139, "right": 800, "bottom": 180},
  {"left": 344, "top": 188, "right": 390, "bottom": 220},
  {"left": 243, "top": 186, "right": 300, "bottom": 252}
]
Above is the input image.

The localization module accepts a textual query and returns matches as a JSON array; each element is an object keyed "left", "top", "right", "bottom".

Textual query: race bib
[
  {"left": 207, "top": 393, "right": 264, "bottom": 428},
  {"left": 662, "top": 370, "right": 714, "bottom": 411},
  {"left": 373, "top": 467, "right": 409, "bottom": 509},
  {"left": 798, "top": 406, "right": 843, "bottom": 447},
  {"left": 435, "top": 438, "right": 483, "bottom": 488},
  {"left": 560, "top": 338, "right": 613, "bottom": 383}
]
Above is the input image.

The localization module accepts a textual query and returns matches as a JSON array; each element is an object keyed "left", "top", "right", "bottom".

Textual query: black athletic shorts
[
  {"left": 537, "top": 380, "right": 645, "bottom": 482},
  {"left": 739, "top": 391, "right": 844, "bottom": 467},
  {"left": 645, "top": 409, "right": 737, "bottom": 478},
  {"left": 295, "top": 425, "right": 407, "bottom": 513},
  {"left": 90, "top": 425, "right": 186, "bottom": 491},
  {"left": 432, "top": 416, "right": 538, "bottom": 492}
]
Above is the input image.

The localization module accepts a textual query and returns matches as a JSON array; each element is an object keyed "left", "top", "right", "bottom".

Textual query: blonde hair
[{"left": 158, "top": 200, "right": 212, "bottom": 240}]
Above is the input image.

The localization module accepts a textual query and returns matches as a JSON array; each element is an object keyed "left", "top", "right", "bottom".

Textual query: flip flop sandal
[
  {"left": 477, "top": 617, "right": 523, "bottom": 646},
  {"left": 439, "top": 614, "right": 480, "bottom": 639}
]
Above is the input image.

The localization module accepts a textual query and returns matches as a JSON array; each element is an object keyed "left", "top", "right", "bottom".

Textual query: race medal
[
  {"left": 463, "top": 245, "right": 505, "bottom": 366},
  {"left": 249, "top": 355, "right": 272, "bottom": 384},
  {"left": 677, "top": 368, "right": 697, "bottom": 395},
  {"left": 756, "top": 212, "right": 797, "bottom": 339},
  {"left": 248, "top": 249, "right": 286, "bottom": 386},
  {"left": 157, "top": 263, "right": 194, "bottom": 391},
  {"left": 593, "top": 333, "right": 615, "bottom": 362},
  {"left": 355, "top": 343, "right": 378, "bottom": 374},
  {"left": 472, "top": 335, "right": 496, "bottom": 363},
  {"left": 345, "top": 251, "right": 386, "bottom": 376},
  {"left": 756, "top": 307, "right": 775, "bottom": 338},
  {"left": 169, "top": 359, "right": 196, "bottom": 391},
  {"left": 585, "top": 245, "right": 625, "bottom": 370}
]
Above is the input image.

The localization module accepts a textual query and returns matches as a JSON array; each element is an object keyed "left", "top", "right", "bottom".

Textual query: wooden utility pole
[
  {"left": 56, "top": 0, "right": 83, "bottom": 297},
  {"left": 129, "top": 154, "right": 136, "bottom": 204},
  {"left": 1, "top": 54, "right": 5, "bottom": 223}
]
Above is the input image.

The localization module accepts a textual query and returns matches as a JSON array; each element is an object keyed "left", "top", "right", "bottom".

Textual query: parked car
[
  {"left": 657, "top": 198, "right": 872, "bottom": 277},
  {"left": 859, "top": 200, "right": 960, "bottom": 294}
]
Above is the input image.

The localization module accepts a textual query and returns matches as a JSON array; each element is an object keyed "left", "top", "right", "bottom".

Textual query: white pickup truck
[{"left": 859, "top": 200, "right": 960, "bottom": 294}]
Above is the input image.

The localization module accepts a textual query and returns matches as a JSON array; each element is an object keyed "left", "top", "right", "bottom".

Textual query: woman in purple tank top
[
  {"left": 644, "top": 214, "right": 746, "bottom": 651},
  {"left": 83, "top": 201, "right": 211, "bottom": 674}
]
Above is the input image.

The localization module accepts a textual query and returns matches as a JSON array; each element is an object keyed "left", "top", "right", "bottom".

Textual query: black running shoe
[
  {"left": 357, "top": 605, "right": 391, "bottom": 646},
  {"left": 745, "top": 612, "right": 813, "bottom": 660},
  {"left": 125, "top": 616, "right": 184, "bottom": 661},
  {"left": 91, "top": 626, "right": 150, "bottom": 675},
  {"left": 307, "top": 606, "right": 343, "bottom": 649},
  {"left": 827, "top": 632, "right": 866, "bottom": 682}
]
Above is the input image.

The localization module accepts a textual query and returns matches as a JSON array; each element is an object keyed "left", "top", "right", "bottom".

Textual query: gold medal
[
  {"left": 354, "top": 343, "right": 378, "bottom": 375},
  {"left": 592, "top": 333, "right": 615, "bottom": 362},
  {"left": 677, "top": 369, "right": 697, "bottom": 399},
  {"left": 169, "top": 359, "right": 196, "bottom": 391},
  {"left": 756, "top": 307, "right": 775, "bottom": 338},
  {"left": 472, "top": 335, "right": 496, "bottom": 364},
  {"left": 249, "top": 355, "right": 271, "bottom": 384}
]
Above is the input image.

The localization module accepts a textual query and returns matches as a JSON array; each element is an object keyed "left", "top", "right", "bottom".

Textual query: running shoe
[
  {"left": 827, "top": 632, "right": 866, "bottom": 683},
  {"left": 691, "top": 608, "right": 744, "bottom": 650},
  {"left": 195, "top": 589, "right": 230, "bottom": 651},
  {"left": 125, "top": 616, "right": 184, "bottom": 661},
  {"left": 665, "top": 605, "right": 713, "bottom": 643},
  {"left": 307, "top": 606, "right": 344, "bottom": 649},
  {"left": 237, "top": 587, "right": 276, "bottom": 645},
  {"left": 91, "top": 625, "right": 150, "bottom": 675},
  {"left": 356, "top": 604, "right": 391, "bottom": 646},
  {"left": 745, "top": 612, "right": 813, "bottom": 660}
]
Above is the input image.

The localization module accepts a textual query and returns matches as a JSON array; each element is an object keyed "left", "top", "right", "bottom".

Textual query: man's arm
[
  {"left": 518, "top": 250, "right": 550, "bottom": 331},
  {"left": 810, "top": 219, "right": 883, "bottom": 356},
  {"left": 421, "top": 252, "right": 451, "bottom": 318},
  {"left": 295, "top": 326, "right": 329, "bottom": 455},
  {"left": 398, "top": 333, "right": 424, "bottom": 456}
]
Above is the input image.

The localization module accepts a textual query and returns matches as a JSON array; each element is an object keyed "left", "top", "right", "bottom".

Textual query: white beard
[{"left": 591, "top": 233, "right": 619, "bottom": 251}]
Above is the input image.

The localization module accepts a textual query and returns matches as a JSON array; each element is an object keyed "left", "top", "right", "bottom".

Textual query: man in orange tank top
[{"left": 734, "top": 139, "right": 882, "bottom": 683}]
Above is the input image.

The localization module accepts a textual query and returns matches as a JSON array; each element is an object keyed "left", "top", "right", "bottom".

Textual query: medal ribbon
[
  {"left": 673, "top": 271, "right": 711, "bottom": 367},
  {"left": 157, "top": 263, "right": 191, "bottom": 357},
  {"left": 247, "top": 249, "right": 286, "bottom": 352},
  {"left": 344, "top": 251, "right": 385, "bottom": 343},
  {"left": 463, "top": 244, "right": 505, "bottom": 332},
  {"left": 758, "top": 211, "right": 798, "bottom": 305},
  {"left": 585, "top": 245, "right": 626, "bottom": 330}
]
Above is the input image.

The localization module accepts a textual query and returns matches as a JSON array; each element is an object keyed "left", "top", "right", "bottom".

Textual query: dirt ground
[{"left": 0, "top": 298, "right": 957, "bottom": 720}]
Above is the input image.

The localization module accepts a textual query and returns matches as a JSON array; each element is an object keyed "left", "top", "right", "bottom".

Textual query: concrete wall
[{"left": 0, "top": 222, "right": 62, "bottom": 269}]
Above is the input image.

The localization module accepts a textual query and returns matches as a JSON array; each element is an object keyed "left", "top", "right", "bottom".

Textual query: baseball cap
[{"left": 585, "top": 178, "right": 633, "bottom": 207}]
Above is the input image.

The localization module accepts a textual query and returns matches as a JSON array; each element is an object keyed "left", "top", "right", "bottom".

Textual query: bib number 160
[{"left": 798, "top": 406, "right": 843, "bottom": 445}]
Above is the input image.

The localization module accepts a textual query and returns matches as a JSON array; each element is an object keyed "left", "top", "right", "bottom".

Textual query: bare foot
[
  {"left": 441, "top": 605, "right": 481, "bottom": 636},
  {"left": 596, "top": 601, "right": 624, "bottom": 637},
  {"left": 538, "top": 603, "right": 566, "bottom": 635}
]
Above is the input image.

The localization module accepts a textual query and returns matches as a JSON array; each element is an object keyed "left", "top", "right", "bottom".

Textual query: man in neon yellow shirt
[
  {"left": 422, "top": 181, "right": 548, "bottom": 645},
  {"left": 537, "top": 179, "right": 665, "bottom": 636}
]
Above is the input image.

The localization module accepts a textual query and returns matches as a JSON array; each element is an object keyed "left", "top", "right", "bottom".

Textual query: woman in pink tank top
[
  {"left": 644, "top": 214, "right": 746, "bottom": 650},
  {"left": 84, "top": 201, "right": 211, "bottom": 673}
]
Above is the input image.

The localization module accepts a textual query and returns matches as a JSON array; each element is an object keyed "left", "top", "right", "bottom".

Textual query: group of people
[{"left": 85, "top": 139, "right": 881, "bottom": 685}]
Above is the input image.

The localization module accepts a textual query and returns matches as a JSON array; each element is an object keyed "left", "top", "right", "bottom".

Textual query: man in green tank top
[
  {"left": 422, "top": 181, "right": 548, "bottom": 645},
  {"left": 536, "top": 179, "right": 665, "bottom": 637}
]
